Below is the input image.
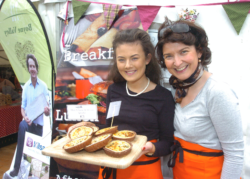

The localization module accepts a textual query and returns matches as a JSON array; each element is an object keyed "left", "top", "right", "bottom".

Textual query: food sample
[
  {"left": 91, "top": 126, "right": 99, "bottom": 135},
  {"left": 70, "top": 14, "right": 106, "bottom": 53},
  {"left": 66, "top": 124, "right": 75, "bottom": 132},
  {"left": 85, "top": 134, "right": 112, "bottom": 152},
  {"left": 68, "top": 126, "right": 93, "bottom": 140},
  {"left": 85, "top": 81, "right": 113, "bottom": 113},
  {"left": 95, "top": 126, "right": 118, "bottom": 136},
  {"left": 113, "top": 130, "right": 136, "bottom": 142},
  {"left": 104, "top": 140, "right": 132, "bottom": 157},
  {"left": 63, "top": 135, "right": 92, "bottom": 153}
]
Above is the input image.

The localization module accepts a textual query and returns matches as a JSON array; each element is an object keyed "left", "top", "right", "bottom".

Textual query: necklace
[{"left": 126, "top": 77, "right": 150, "bottom": 97}]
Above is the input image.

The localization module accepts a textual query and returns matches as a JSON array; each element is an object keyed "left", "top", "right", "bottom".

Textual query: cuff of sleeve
[{"left": 146, "top": 152, "right": 154, "bottom": 156}]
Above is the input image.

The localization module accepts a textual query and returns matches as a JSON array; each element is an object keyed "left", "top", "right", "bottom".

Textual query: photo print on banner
[{"left": 0, "top": 0, "right": 54, "bottom": 178}]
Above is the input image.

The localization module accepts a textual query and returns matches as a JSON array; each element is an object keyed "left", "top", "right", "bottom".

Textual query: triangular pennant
[
  {"left": 137, "top": 6, "right": 161, "bottom": 31},
  {"left": 72, "top": 0, "right": 90, "bottom": 25},
  {"left": 223, "top": 3, "right": 250, "bottom": 35},
  {"left": 103, "top": 4, "right": 122, "bottom": 29}
]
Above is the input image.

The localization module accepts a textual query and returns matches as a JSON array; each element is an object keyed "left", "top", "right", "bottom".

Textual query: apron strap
[
  {"left": 132, "top": 157, "right": 160, "bottom": 165},
  {"left": 168, "top": 140, "right": 224, "bottom": 168},
  {"left": 168, "top": 140, "right": 184, "bottom": 168},
  {"left": 101, "top": 166, "right": 115, "bottom": 179},
  {"left": 183, "top": 148, "right": 224, "bottom": 157},
  {"left": 101, "top": 157, "right": 160, "bottom": 179}
]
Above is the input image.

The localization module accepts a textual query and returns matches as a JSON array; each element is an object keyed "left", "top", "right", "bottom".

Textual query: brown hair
[
  {"left": 156, "top": 18, "right": 211, "bottom": 69},
  {"left": 26, "top": 54, "right": 39, "bottom": 72},
  {"left": 109, "top": 28, "right": 162, "bottom": 84}
]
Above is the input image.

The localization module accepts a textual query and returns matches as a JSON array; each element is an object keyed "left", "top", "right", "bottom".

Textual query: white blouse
[{"left": 172, "top": 75, "right": 244, "bottom": 179}]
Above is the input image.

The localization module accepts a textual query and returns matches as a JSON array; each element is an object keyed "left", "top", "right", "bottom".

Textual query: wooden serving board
[{"left": 42, "top": 135, "right": 147, "bottom": 169}]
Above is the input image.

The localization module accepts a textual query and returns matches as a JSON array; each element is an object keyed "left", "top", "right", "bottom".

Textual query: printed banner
[
  {"left": 0, "top": 0, "right": 54, "bottom": 90},
  {"left": 21, "top": 132, "right": 51, "bottom": 178},
  {"left": 0, "top": 0, "right": 54, "bottom": 178},
  {"left": 52, "top": 8, "right": 142, "bottom": 179}
]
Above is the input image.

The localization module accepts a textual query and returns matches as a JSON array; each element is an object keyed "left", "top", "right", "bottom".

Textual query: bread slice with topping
[
  {"left": 104, "top": 140, "right": 132, "bottom": 157},
  {"left": 113, "top": 130, "right": 136, "bottom": 142},
  {"left": 64, "top": 135, "right": 92, "bottom": 153},
  {"left": 85, "top": 133, "right": 112, "bottom": 152},
  {"left": 95, "top": 126, "right": 118, "bottom": 136},
  {"left": 68, "top": 126, "right": 93, "bottom": 139}
]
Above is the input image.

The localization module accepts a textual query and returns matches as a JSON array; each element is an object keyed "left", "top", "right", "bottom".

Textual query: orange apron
[
  {"left": 98, "top": 140, "right": 163, "bottom": 179},
  {"left": 170, "top": 136, "right": 225, "bottom": 179}
]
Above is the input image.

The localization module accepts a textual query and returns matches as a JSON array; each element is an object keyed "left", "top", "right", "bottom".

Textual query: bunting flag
[
  {"left": 72, "top": 0, "right": 90, "bottom": 25},
  {"left": 223, "top": 2, "right": 250, "bottom": 34},
  {"left": 103, "top": 4, "right": 122, "bottom": 29},
  {"left": 137, "top": 6, "right": 161, "bottom": 31}
]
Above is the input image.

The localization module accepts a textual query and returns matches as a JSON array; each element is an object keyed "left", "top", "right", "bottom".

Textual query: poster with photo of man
[{"left": 7, "top": 54, "right": 51, "bottom": 178}]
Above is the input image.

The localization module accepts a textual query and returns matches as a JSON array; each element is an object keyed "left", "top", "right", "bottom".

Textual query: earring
[{"left": 198, "top": 59, "right": 201, "bottom": 63}]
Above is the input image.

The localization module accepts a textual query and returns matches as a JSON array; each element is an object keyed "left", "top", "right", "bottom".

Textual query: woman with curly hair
[{"left": 156, "top": 18, "right": 244, "bottom": 179}]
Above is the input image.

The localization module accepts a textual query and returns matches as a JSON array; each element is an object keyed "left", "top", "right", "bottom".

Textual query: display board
[{"left": 0, "top": 0, "right": 54, "bottom": 178}]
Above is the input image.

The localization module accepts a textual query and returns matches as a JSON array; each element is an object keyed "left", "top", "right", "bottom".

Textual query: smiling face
[
  {"left": 163, "top": 42, "right": 201, "bottom": 81},
  {"left": 28, "top": 58, "right": 38, "bottom": 79},
  {"left": 116, "top": 42, "right": 151, "bottom": 84}
]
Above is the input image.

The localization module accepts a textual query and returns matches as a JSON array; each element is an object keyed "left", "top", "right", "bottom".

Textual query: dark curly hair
[
  {"left": 108, "top": 28, "right": 162, "bottom": 84},
  {"left": 156, "top": 17, "right": 211, "bottom": 69},
  {"left": 26, "top": 54, "right": 39, "bottom": 72}
]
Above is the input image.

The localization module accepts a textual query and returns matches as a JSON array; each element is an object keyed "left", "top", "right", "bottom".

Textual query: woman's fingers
[{"left": 136, "top": 142, "right": 155, "bottom": 160}]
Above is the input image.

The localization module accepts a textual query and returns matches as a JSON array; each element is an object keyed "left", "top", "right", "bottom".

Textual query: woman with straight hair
[{"left": 69, "top": 28, "right": 175, "bottom": 179}]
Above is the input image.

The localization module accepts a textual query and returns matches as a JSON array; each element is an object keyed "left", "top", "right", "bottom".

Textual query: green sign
[{"left": 0, "top": 0, "right": 54, "bottom": 90}]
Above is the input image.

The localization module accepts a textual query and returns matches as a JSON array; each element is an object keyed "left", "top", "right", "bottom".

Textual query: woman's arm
[
  {"left": 208, "top": 84, "right": 244, "bottom": 179},
  {"left": 148, "top": 90, "right": 175, "bottom": 157}
]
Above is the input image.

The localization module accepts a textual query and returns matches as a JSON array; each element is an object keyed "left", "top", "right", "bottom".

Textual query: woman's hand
[
  {"left": 136, "top": 142, "right": 155, "bottom": 160},
  {"left": 67, "top": 121, "right": 96, "bottom": 137}
]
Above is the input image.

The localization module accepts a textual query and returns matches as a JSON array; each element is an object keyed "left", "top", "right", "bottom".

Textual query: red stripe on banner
[
  {"left": 76, "top": 0, "right": 250, "bottom": 6},
  {"left": 76, "top": 0, "right": 250, "bottom": 13}
]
